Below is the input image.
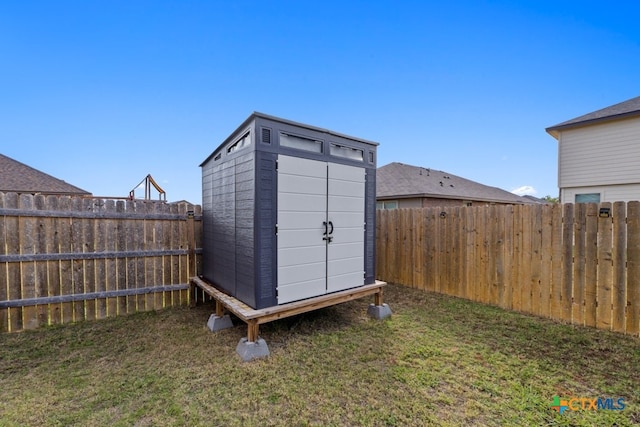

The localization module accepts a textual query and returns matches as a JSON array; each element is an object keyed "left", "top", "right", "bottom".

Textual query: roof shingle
[
  {"left": 546, "top": 95, "right": 640, "bottom": 137},
  {"left": 377, "top": 162, "right": 532, "bottom": 204},
  {"left": 0, "top": 154, "right": 91, "bottom": 196}
]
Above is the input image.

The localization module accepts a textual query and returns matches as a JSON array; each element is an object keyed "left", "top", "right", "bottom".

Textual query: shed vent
[{"left": 261, "top": 127, "right": 271, "bottom": 144}]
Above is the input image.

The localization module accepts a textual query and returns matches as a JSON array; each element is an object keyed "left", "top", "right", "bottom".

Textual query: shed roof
[
  {"left": 376, "top": 162, "right": 532, "bottom": 204},
  {"left": 546, "top": 95, "right": 640, "bottom": 138},
  {"left": 201, "top": 112, "right": 379, "bottom": 166},
  {"left": 0, "top": 153, "right": 91, "bottom": 196}
]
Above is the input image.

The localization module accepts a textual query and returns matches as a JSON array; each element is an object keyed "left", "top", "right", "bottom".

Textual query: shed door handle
[{"left": 328, "top": 221, "right": 334, "bottom": 235}]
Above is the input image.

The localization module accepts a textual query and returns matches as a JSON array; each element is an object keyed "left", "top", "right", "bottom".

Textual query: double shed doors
[{"left": 277, "top": 155, "right": 365, "bottom": 304}]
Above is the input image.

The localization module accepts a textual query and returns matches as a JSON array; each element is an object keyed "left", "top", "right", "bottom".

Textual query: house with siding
[
  {"left": 376, "top": 162, "right": 535, "bottom": 209},
  {"left": 546, "top": 95, "right": 640, "bottom": 203},
  {"left": 0, "top": 153, "right": 91, "bottom": 196}
]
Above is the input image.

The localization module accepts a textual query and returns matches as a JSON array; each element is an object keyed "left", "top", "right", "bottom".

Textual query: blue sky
[{"left": 2, "top": 1, "right": 640, "bottom": 203}]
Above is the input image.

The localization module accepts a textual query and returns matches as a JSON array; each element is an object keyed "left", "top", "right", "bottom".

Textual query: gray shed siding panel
[
  {"left": 233, "top": 151, "right": 256, "bottom": 307},
  {"left": 201, "top": 162, "right": 215, "bottom": 283},
  {"left": 364, "top": 169, "right": 376, "bottom": 284},
  {"left": 255, "top": 152, "right": 277, "bottom": 307},
  {"left": 209, "top": 160, "right": 237, "bottom": 295}
]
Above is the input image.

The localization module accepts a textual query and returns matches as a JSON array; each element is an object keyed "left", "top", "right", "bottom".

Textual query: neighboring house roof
[
  {"left": 0, "top": 153, "right": 91, "bottom": 196},
  {"left": 522, "top": 195, "right": 548, "bottom": 204},
  {"left": 377, "top": 162, "right": 532, "bottom": 204},
  {"left": 546, "top": 95, "right": 640, "bottom": 138}
]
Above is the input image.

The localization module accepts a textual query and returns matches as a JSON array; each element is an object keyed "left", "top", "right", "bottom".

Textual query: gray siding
[
  {"left": 233, "top": 151, "right": 256, "bottom": 306},
  {"left": 201, "top": 161, "right": 215, "bottom": 282},
  {"left": 208, "top": 159, "right": 237, "bottom": 295},
  {"left": 255, "top": 152, "right": 278, "bottom": 308},
  {"left": 365, "top": 169, "right": 376, "bottom": 284}
]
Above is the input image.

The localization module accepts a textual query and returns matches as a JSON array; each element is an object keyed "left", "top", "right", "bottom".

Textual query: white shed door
[
  {"left": 276, "top": 155, "right": 365, "bottom": 304},
  {"left": 277, "top": 156, "right": 328, "bottom": 304},
  {"left": 327, "top": 162, "right": 365, "bottom": 293}
]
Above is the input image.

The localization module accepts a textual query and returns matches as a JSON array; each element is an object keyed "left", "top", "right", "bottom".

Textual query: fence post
[{"left": 187, "top": 208, "right": 196, "bottom": 279}]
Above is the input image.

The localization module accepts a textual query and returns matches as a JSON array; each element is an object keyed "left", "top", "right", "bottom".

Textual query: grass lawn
[{"left": 1, "top": 283, "right": 639, "bottom": 426}]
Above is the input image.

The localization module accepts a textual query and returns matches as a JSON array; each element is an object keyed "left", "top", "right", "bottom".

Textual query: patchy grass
[{"left": 1, "top": 284, "right": 639, "bottom": 426}]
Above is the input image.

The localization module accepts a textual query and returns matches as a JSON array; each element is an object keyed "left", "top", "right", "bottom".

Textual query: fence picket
[
  {"left": 58, "top": 196, "right": 74, "bottom": 324},
  {"left": 45, "top": 196, "right": 61, "bottom": 325},
  {"left": 627, "top": 201, "right": 640, "bottom": 335},
  {"left": 5, "top": 193, "right": 21, "bottom": 332},
  {"left": 584, "top": 203, "right": 598, "bottom": 327},
  {"left": 461, "top": 207, "right": 472, "bottom": 300},
  {"left": 502, "top": 205, "right": 513, "bottom": 310},
  {"left": 432, "top": 209, "right": 442, "bottom": 293},
  {"left": 154, "top": 203, "right": 164, "bottom": 309},
  {"left": 402, "top": 209, "right": 414, "bottom": 287},
  {"left": 530, "top": 204, "right": 543, "bottom": 316},
  {"left": 573, "top": 203, "right": 586, "bottom": 325},
  {"left": 95, "top": 199, "right": 108, "bottom": 319},
  {"left": 612, "top": 202, "right": 626, "bottom": 333},
  {"left": 539, "top": 204, "right": 552, "bottom": 318},
  {"left": 443, "top": 208, "right": 451, "bottom": 295},
  {"left": 161, "top": 205, "right": 172, "bottom": 306},
  {"left": 511, "top": 205, "right": 523, "bottom": 311},
  {"left": 561, "top": 203, "right": 574, "bottom": 323},
  {"left": 421, "top": 209, "right": 433, "bottom": 292},
  {"left": 35, "top": 195, "right": 49, "bottom": 327},
  {"left": 596, "top": 202, "right": 613, "bottom": 330},
  {"left": 482, "top": 206, "right": 497, "bottom": 303},
  {"left": 82, "top": 198, "right": 97, "bottom": 321},
  {"left": 550, "top": 203, "right": 563, "bottom": 320},
  {"left": 170, "top": 203, "right": 182, "bottom": 305},
  {"left": 521, "top": 204, "right": 533, "bottom": 314},
  {"left": 0, "top": 193, "right": 7, "bottom": 332},
  {"left": 104, "top": 200, "right": 117, "bottom": 317},
  {"left": 453, "top": 207, "right": 463, "bottom": 298},
  {"left": 414, "top": 209, "right": 425, "bottom": 291},
  {"left": 144, "top": 202, "right": 157, "bottom": 311},
  {"left": 71, "top": 197, "right": 85, "bottom": 322},
  {"left": 19, "top": 194, "right": 38, "bottom": 329}
]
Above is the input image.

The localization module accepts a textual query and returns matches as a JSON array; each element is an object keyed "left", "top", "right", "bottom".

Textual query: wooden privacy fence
[
  {"left": 0, "top": 192, "right": 202, "bottom": 332},
  {"left": 376, "top": 202, "right": 640, "bottom": 336}
]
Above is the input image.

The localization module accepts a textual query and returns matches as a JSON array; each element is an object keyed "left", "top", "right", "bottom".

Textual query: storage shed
[{"left": 200, "top": 112, "right": 378, "bottom": 310}]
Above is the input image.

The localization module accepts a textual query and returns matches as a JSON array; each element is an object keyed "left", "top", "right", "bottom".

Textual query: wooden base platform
[{"left": 190, "top": 276, "right": 387, "bottom": 342}]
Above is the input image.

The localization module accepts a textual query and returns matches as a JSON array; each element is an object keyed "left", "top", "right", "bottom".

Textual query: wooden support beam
[
  {"left": 247, "top": 320, "right": 259, "bottom": 343},
  {"left": 215, "top": 300, "right": 224, "bottom": 317},
  {"left": 374, "top": 288, "right": 384, "bottom": 306}
]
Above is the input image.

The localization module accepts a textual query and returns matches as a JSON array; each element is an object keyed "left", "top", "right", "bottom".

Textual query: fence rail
[
  {"left": 376, "top": 202, "right": 640, "bottom": 336},
  {"left": 0, "top": 192, "right": 202, "bottom": 332}
]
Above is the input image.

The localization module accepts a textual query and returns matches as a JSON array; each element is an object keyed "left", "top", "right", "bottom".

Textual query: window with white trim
[{"left": 575, "top": 193, "right": 600, "bottom": 203}]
